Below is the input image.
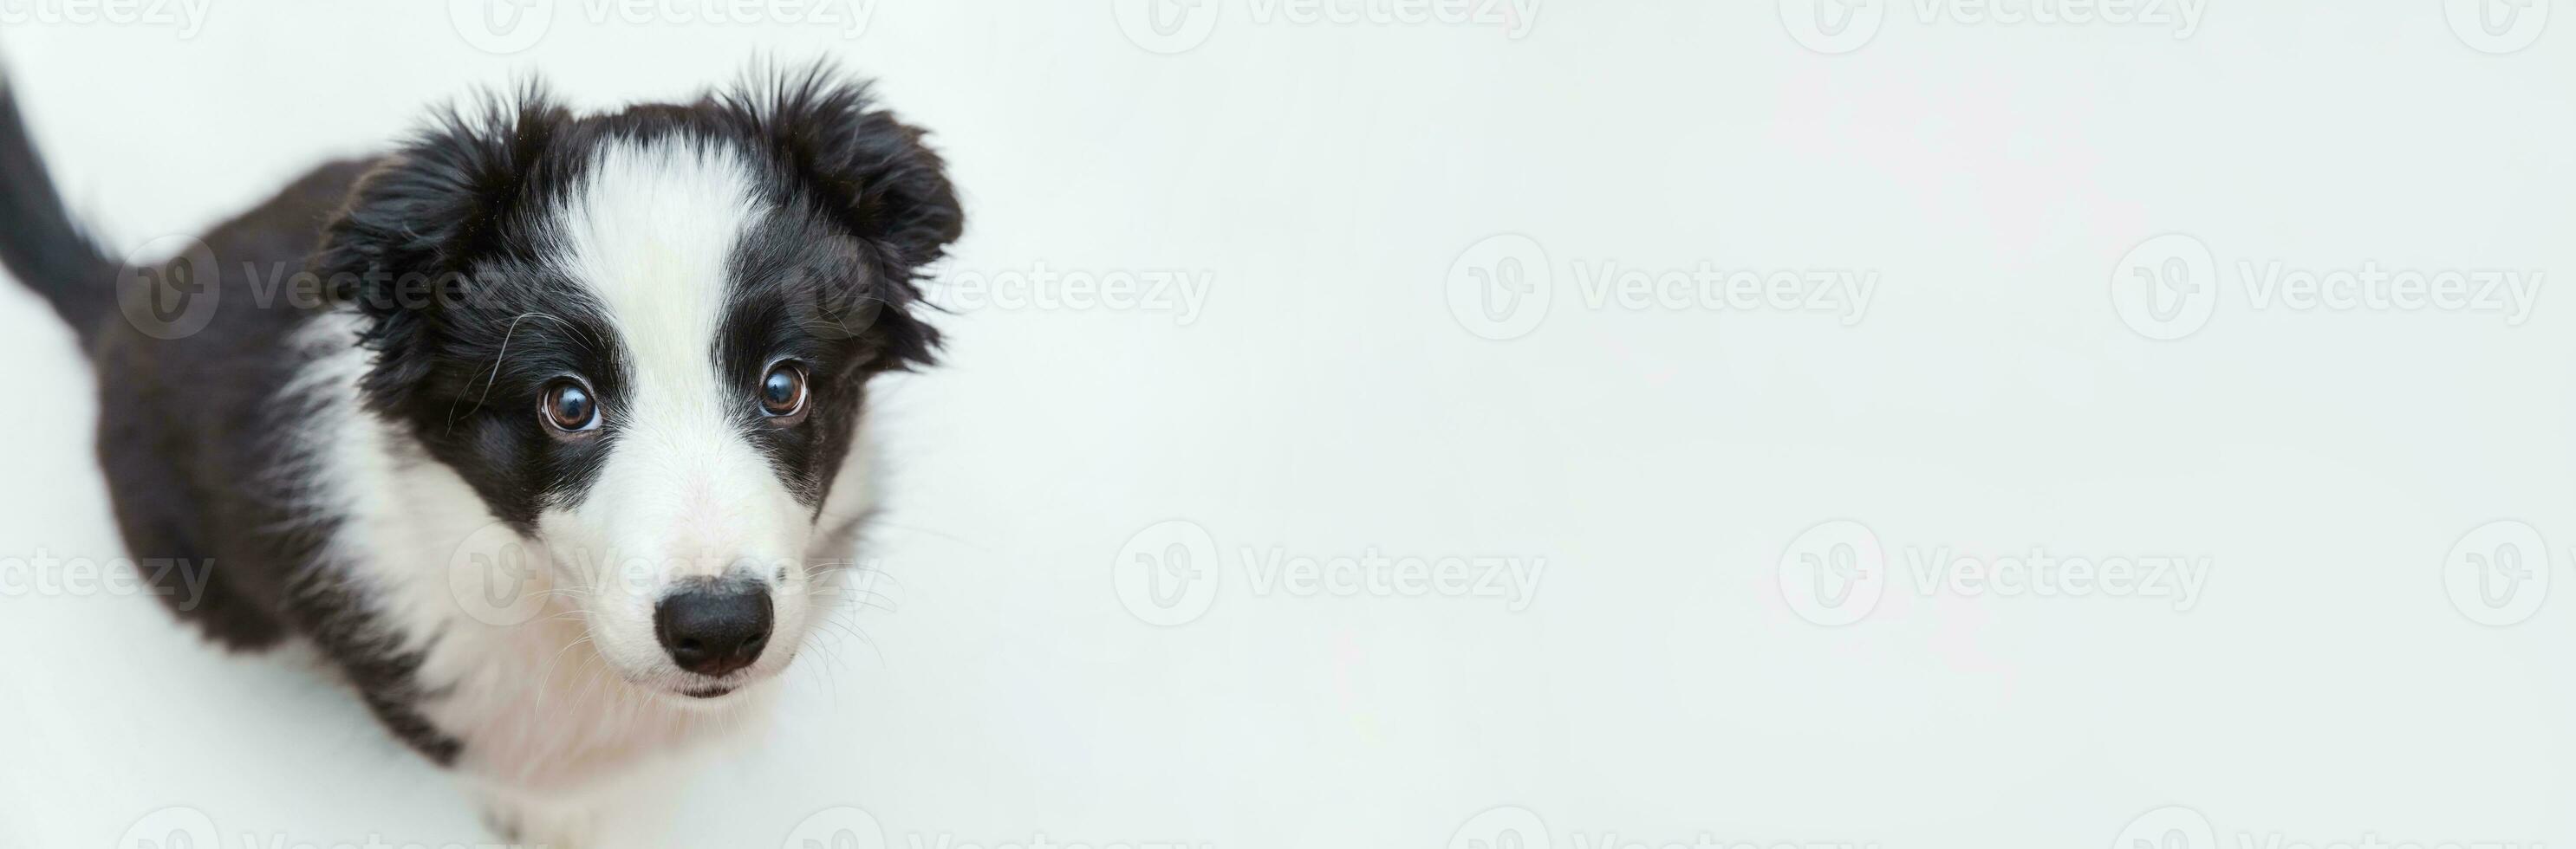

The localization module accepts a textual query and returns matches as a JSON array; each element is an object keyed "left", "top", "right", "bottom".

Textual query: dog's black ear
[
  {"left": 715, "top": 61, "right": 963, "bottom": 370},
  {"left": 315, "top": 82, "right": 566, "bottom": 411},
  {"left": 316, "top": 81, "right": 565, "bottom": 312}
]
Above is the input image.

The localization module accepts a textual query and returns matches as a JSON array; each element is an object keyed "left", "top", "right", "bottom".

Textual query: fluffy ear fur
[
  {"left": 317, "top": 81, "right": 568, "bottom": 310},
  {"left": 313, "top": 82, "right": 572, "bottom": 415},
  {"left": 712, "top": 62, "right": 964, "bottom": 372}
]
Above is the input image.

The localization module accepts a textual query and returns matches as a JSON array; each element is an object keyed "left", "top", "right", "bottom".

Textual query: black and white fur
[{"left": 0, "top": 63, "right": 959, "bottom": 845}]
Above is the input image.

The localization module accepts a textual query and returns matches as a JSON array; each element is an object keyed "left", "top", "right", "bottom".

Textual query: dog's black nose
[{"left": 654, "top": 581, "right": 772, "bottom": 677}]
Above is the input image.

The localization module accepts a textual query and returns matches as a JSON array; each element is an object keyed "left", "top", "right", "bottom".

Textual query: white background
[{"left": 3, "top": 2, "right": 2574, "bottom": 847}]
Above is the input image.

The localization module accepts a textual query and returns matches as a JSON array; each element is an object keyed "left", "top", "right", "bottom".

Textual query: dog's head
[{"left": 315, "top": 63, "right": 959, "bottom": 702}]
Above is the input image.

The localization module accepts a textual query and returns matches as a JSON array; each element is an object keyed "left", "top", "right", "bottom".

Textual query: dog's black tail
[{"left": 0, "top": 75, "right": 115, "bottom": 346}]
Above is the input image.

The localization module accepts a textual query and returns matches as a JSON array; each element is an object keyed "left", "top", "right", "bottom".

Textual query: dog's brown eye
[
  {"left": 759, "top": 363, "right": 807, "bottom": 423},
  {"left": 541, "top": 380, "right": 600, "bottom": 433}
]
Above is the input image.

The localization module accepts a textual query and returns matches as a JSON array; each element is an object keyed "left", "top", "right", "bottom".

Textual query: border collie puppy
[{"left": 0, "top": 62, "right": 959, "bottom": 845}]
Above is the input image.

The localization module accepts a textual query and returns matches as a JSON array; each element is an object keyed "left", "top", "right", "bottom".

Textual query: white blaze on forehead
[
  {"left": 548, "top": 139, "right": 803, "bottom": 575},
  {"left": 553, "top": 139, "right": 761, "bottom": 391}
]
